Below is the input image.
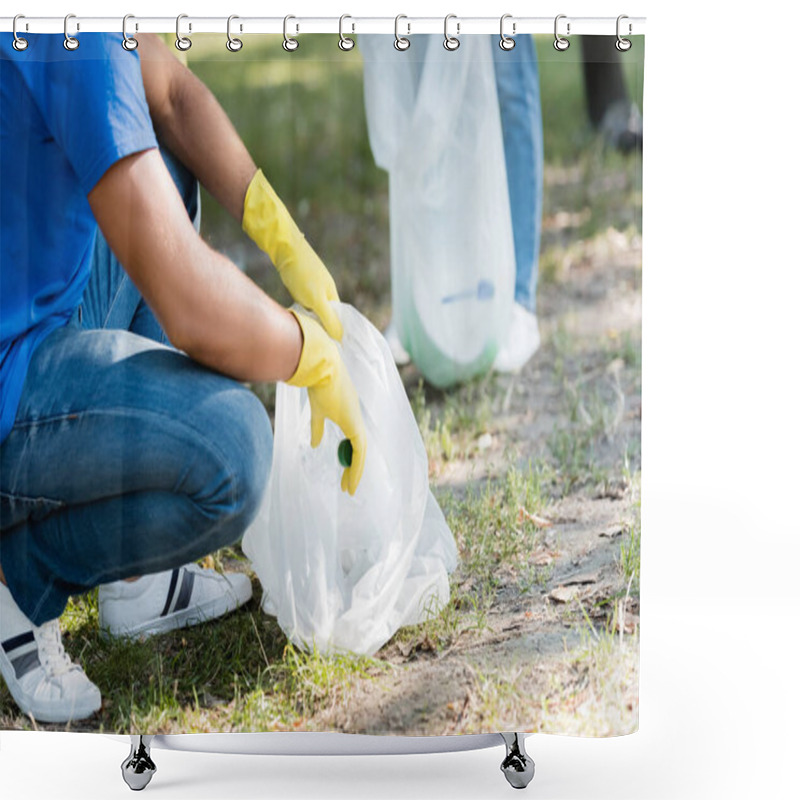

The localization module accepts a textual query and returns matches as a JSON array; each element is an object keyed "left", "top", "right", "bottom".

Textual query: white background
[{"left": 3, "top": 1, "right": 799, "bottom": 798}]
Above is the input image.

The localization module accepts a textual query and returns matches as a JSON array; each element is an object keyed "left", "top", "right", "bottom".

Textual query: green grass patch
[
  {"left": 410, "top": 376, "right": 496, "bottom": 473},
  {"left": 1, "top": 566, "right": 385, "bottom": 733},
  {"left": 441, "top": 463, "right": 554, "bottom": 587},
  {"left": 619, "top": 500, "right": 641, "bottom": 596}
]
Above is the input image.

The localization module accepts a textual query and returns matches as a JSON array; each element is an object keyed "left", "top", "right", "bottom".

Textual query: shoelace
[{"left": 36, "top": 620, "right": 77, "bottom": 678}]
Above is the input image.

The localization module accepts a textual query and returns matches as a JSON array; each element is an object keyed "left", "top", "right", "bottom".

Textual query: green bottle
[{"left": 337, "top": 439, "right": 353, "bottom": 468}]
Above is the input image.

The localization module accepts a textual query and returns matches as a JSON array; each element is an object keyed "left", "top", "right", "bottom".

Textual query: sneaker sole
[
  {"left": 102, "top": 582, "right": 253, "bottom": 640},
  {"left": 0, "top": 647, "right": 101, "bottom": 723}
]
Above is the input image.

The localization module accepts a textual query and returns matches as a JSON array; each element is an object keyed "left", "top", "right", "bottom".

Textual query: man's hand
[
  {"left": 287, "top": 310, "right": 366, "bottom": 494},
  {"left": 243, "top": 170, "right": 343, "bottom": 341}
]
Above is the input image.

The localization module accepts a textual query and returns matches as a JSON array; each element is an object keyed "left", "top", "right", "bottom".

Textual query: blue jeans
[
  {"left": 0, "top": 150, "right": 272, "bottom": 626},
  {"left": 493, "top": 34, "right": 543, "bottom": 314}
]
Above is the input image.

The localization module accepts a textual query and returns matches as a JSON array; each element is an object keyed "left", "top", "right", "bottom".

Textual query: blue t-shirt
[{"left": 0, "top": 34, "right": 158, "bottom": 443}]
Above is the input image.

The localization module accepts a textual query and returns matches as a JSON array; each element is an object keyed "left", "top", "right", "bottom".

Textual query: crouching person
[{"left": 0, "top": 33, "right": 365, "bottom": 723}]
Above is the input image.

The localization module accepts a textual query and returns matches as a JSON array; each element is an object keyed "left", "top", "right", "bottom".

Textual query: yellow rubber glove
[
  {"left": 288, "top": 310, "right": 366, "bottom": 495},
  {"left": 243, "top": 169, "right": 343, "bottom": 341}
]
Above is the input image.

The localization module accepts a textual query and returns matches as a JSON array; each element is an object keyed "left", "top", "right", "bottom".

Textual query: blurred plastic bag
[
  {"left": 361, "top": 35, "right": 515, "bottom": 387},
  {"left": 242, "top": 303, "right": 457, "bottom": 656}
]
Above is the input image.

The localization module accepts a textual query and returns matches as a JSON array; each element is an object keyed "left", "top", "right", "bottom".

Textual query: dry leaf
[
  {"left": 518, "top": 506, "right": 553, "bottom": 528},
  {"left": 549, "top": 585, "right": 583, "bottom": 603},
  {"left": 614, "top": 613, "right": 639, "bottom": 634},
  {"left": 420, "top": 635, "right": 437, "bottom": 652},
  {"left": 599, "top": 524, "right": 624, "bottom": 538},
  {"left": 533, "top": 551, "right": 556, "bottom": 566}
]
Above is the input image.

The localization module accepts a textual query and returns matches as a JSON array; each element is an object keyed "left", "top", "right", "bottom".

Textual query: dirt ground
[{"left": 310, "top": 210, "right": 642, "bottom": 738}]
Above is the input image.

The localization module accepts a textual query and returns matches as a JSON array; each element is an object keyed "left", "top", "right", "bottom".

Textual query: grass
[
  {"left": 538, "top": 626, "right": 639, "bottom": 736},
  {"left": 391, "top": 463, "right": 556, "bottom": 654},
  {"left": 443, "top": 464, "right": 553, "bottom": 588},
  {"left": 469, "top": 614, "right": 639, "bottom": 736},
  {"left": 619, "top": 500, "right": 642, "bottom": 597},
  {"left": 410, "top": 376, "right": 496, "bottom": 474},
  {"left": 1, "top": 584, "right": 383, "bottom": 733}
]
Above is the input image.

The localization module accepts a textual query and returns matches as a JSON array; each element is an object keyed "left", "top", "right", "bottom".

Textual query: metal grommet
[
  {"left": 499, "top": 13, "right": 515, "bottom": 51},
  {"left": 338, "top": 14, "right": 355, "bottom": 51},
  {"left": 12, "top": 14, "right": 29, "bottom": 51},
  {"left": 443, "top": 13, "right": 460, "bottom": 51},
  {"left": 226, "top": 15, "right": 243, "bottom": 51},
  {"left": 553, "top": 14, "right": 570, "bottom": 51},
  {"left": 175, "top": 14, "right": 192, "bottom": 51},
  {"left": 63, "top": 13, "right": 79, "bottom": 51},
  {"left": 122, "top": 14, "right": 138, "bottom": 51},
  {"left": 394, "top": 14, "right": 410, "bottom": 51},
  {"left": 283, "top": 15, "right": 299, "bottom": 52},
  {"left": 615, "top": 14, "right": 632, "bottom": 52}
]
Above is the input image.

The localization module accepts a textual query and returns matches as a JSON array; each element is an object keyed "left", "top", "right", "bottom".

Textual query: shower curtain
[{"left": 1, "top": 27, "right": 643, "bottom": 741}]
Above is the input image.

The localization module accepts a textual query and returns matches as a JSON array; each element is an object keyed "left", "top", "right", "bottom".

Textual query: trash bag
[
  {"left": 361, "top": 35, "right": 515, "bottom": 388},
  {"left": 242, "top": 303, "right": 458, "bottom": 656}
]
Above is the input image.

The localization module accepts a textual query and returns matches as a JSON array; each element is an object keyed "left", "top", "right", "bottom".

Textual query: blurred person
[
  {"left": 581, "top": 35, "right": 643, "bottom": 152},
  {"left": 384, "top": 34, "right": 544, "bottom": 374}
]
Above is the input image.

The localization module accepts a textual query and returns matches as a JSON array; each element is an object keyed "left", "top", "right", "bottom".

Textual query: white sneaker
[
  {"left": 493, "top": 303, "right": 541, "bottom": 373},
  {"left": 0, "top": 582, "right": 101, "bottom": 723},
  {"left": 98, "top": 564, "right": 253, "bottom": 640},
  {"left": 383, "top": 320, "right": 411, "bottom": 366}
]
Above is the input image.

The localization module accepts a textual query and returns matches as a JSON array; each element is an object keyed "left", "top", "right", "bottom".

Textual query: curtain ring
[
  {"left": 615, "top": 14, "right": 632, "bottom": 52},
  {"left": 443, "top": 14, "right": 460, "bottom": 51},
  {"left": 175, "top": 14, "right": 192, "bottom": 51},
  {"left": 12, "top": 14, "right": 29, "bottom": 51},
  {"left": 122, "top": 14, "right": 138, "bottom": 51},
  {"left": 394, "top": 15, "right": 410, "bottom": 51},
  {"left": 283, "top": 15, "right": 299, "bottom": 51},
  {"left": 553, "top": 14, "right": 570, "bottom": 51},
  {"left": 226, "top": 15, "right": 243, "bottom": 51},
  {"left": 338, "top": 14, "right": 355, "bottom": 51},
  {"left": 63, "top": 13, "right": 79, "bottom": 51},
  {"left": 499, "top": 14, "right": 516, "bottom": 51}
]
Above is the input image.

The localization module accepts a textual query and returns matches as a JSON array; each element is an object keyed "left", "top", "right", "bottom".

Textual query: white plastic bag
[
  {"left": 242, "top": 304, "right": 457, "bottom": 656},
  {"left": 361, "top": 35, "right": 515, "bottom": 387}
]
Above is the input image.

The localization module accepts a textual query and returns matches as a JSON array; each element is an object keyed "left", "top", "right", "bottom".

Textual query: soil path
[{"left": 319, "top": 220, "right": 642, "bottom": 737}]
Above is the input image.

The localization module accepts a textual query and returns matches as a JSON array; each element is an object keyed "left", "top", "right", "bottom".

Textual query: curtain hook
[
  {"left": 283, "top": 15, "right": 299, "bottom": 51},
  {"left": 12, "top": 14, "right": 29, "bottom": 51},
  {"left": 394, "top": 15, "right": 410, "bottom": 51},
  {"left": 553, "top": 14, "right": 570, "bottom": 51},
  {"left": 499, "top": 14, "right": 516, "bottom": 51},
  {"left": 175, "top": 14, "right": 192, "bottom": 51},
  {"left": 616, "top": 14, "right": 632, "bottom": 52},
  {"left": 122, "top": 14, "right": 138, "bottom": 51},
  {"left": 338, "top": 14, "right": 355, "bottom": 51},
  {"left": 63, "top": 13, "right": 79, "bottom": 51},
  {"left": 226, "top": 15, "right": 243, "bottom": 51},
  {"left": 443, "top": 13, "right": 460, "bottom": 51}
]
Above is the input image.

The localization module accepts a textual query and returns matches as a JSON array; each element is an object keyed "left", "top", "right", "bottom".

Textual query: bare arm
[
  {"left": 137, "top": 34, "right": 256, "bottom": 223},
  {"left": 88, "top": 149, "right": 302, "bottom": 383}
]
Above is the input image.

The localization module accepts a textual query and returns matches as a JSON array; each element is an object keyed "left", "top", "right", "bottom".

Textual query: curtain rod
[{"left": 0, "top": 16, "right": 646, "bottom": 37}]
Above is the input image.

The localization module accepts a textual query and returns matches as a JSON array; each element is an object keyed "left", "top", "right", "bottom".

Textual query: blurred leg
[
  {"left": 581, "top": 36, "right": 642, "bottom": 152},
  {"left": 493, "top": 34, "right": 543, "bottom": 315}
]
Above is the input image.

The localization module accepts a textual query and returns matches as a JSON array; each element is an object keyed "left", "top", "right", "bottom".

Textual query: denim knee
[{"left": 189, "top": 385, "right": 272, "bottom": 549}]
